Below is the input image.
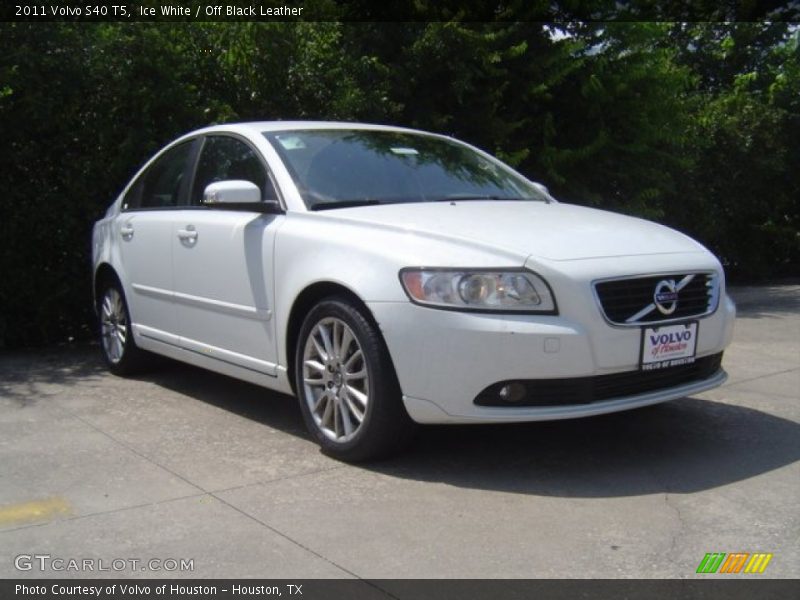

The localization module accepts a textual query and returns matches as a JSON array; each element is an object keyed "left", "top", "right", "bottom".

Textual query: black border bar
[
  {"left": 3, "top": 579, "right": 800, "bottom": 600},
  {"left": 2, "top": 1, "right": 799, "bottom": 23}
]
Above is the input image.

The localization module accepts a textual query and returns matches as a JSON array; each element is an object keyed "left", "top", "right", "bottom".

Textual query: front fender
[{"left": 272, "top": 212, "right": 526, "bottom": 368}]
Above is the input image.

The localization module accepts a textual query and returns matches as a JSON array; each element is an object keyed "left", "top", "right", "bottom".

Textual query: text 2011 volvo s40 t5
[{"left": 92, "top": 122, "right": 735, "bottom": 461}]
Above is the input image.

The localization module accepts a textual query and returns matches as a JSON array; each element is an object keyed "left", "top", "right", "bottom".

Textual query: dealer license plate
[{"left": 640, "top": 321, "right": 698, "bottom": 371}]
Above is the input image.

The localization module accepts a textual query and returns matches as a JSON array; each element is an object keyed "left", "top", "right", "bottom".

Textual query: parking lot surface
[{"left": 1, "top": 286, "right": 798, "bottom": 579}]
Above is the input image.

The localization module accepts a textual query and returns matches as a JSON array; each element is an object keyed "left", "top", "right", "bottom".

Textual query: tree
[{"left": 1, "top": 20, "right": 796, "bottom": 348}]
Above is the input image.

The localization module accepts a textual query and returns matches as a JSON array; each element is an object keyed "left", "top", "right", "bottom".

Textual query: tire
[
  {"left": 294, "top": 296, "right": 416, "bottom": 462},
  {"left": 97, "top": 282, "right": 148, "bottom": 376}
]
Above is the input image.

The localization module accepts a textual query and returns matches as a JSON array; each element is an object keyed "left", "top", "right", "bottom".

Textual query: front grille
[
  {"left": 594, "top": 272, "right": 718, "bottom": 325},
  {"left": 475, "top": 352, "right": 723, "bottom": 407}
]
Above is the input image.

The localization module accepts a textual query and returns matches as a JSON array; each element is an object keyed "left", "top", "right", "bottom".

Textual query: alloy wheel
[{"left": 301, "top": 317, "right": 370, "bottom": 443}]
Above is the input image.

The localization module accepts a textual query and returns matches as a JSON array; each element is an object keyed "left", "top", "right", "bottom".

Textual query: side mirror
[
  {"left": 203, "top": 180, "right": 262, "bottom": 205},
  {"left": 202, "top": 180, "right": 282, "bottom": 213}
]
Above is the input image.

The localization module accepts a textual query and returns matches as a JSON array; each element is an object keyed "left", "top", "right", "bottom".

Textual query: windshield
[{"left": 263, "top": 129, "right": 548, "bottom": 210}]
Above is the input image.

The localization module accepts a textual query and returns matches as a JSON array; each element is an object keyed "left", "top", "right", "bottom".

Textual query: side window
[
  {"left": 123, "top": 141, "right": 194, "bottom": 210},
  {"left": 192, "top": 135, "right": 277, "bottom": 205}
]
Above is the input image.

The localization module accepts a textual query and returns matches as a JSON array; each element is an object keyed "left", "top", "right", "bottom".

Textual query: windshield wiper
[{"left": 309, "top": 199, "right": 384, "bottom": 211}]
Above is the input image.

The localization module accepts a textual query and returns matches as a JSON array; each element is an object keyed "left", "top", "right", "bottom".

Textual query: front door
[{"left": 171, "top": 134, "right": 283, "bottom": 375}]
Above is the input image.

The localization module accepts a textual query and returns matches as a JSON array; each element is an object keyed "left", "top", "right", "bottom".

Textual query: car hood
[{"left": 322, "top": 201, "right": 707, "bottom": 261}]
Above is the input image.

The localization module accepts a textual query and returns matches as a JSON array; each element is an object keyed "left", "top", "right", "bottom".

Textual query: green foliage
[
  {"left": 0, "top": 21, "right": 797, "bottom": 348},
  {"left": 666, "top": 23, "right": 799, "bottom": 279}
]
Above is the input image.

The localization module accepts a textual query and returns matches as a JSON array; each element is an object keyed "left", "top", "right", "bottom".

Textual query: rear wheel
[
  {"left": 98, "top": 283, "right": 147, "bottom": 375},
  {"left": 295, "top": 297, "right": 415, "bottom": 461}
]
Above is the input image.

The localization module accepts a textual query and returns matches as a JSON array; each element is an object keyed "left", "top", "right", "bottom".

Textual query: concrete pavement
[{"left": 0, "top": 286, "right": 797, "bottom": 579}]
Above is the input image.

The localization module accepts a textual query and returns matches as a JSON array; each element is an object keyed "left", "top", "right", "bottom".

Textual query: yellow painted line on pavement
[{"left": 0, "top": 497, "right": 72, "bottom": 526}]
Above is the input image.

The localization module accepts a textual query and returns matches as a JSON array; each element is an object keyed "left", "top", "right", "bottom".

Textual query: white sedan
[{"left": 92, "top": 121, "right": 736, "bottom": 461}]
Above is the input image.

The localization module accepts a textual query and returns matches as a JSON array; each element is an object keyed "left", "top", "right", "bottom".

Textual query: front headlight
[{"left": 399, "top": 268, "right": 557, "bottom": 313}]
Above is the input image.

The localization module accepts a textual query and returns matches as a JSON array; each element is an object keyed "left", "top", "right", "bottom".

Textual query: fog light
[{"left": 498, "top": 382, "right": 526, "bottom": 403}]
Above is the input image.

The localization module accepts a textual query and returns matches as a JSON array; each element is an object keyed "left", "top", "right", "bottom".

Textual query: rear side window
[
  {"left": 123, "top": 141, "right": 194, "bottom": 210},
  {"left": 191, "top": 135, "right": 276, "bottom": 204}
]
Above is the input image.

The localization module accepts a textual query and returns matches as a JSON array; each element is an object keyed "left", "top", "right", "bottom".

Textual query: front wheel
[{"left": 295, "top": 297, "right": 415, "bottom": 462}]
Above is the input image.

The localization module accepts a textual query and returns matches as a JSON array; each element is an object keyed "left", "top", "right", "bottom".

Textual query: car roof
[{"left": 186, "top": 121, "right": 431, "bottom": 138}]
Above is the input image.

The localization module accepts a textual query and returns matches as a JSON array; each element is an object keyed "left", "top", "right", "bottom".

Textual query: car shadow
[
  {"left": 135, "top": 355, "right": 312, "bottom": 439},
  {"left": 129, "top": 354, "right": 799, "bottom": 499},
  {"left": 370, "top": 397, "right": 800, "bottom": 497},
  {"left": 4, "top": 345, "right": 797, "bottom": 499}
]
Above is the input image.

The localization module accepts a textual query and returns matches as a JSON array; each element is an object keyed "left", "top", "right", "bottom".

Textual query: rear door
[
  {"left": 116, "top": 139, "right": 198, "bottom": 346},
  {"left": 171, "top": 134, "right": 284, "bottom": 376}
]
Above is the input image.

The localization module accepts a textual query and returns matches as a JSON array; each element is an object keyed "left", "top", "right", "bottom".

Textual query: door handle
[
  {"left": 120, "top": 224, "right": 134, "bottom": 239},
  {"left": 177, "top": 227, "right": 198, "bottom": 242}
]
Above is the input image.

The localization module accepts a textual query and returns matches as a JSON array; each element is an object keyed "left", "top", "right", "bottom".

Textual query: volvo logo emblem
[{"left": 653, "top": 280, "right": 679, "bottom": 315}]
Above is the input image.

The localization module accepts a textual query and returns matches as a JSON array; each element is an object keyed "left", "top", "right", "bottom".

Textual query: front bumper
[{"left": 367, "top": 291, "right": 735, "bottom": 425}]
